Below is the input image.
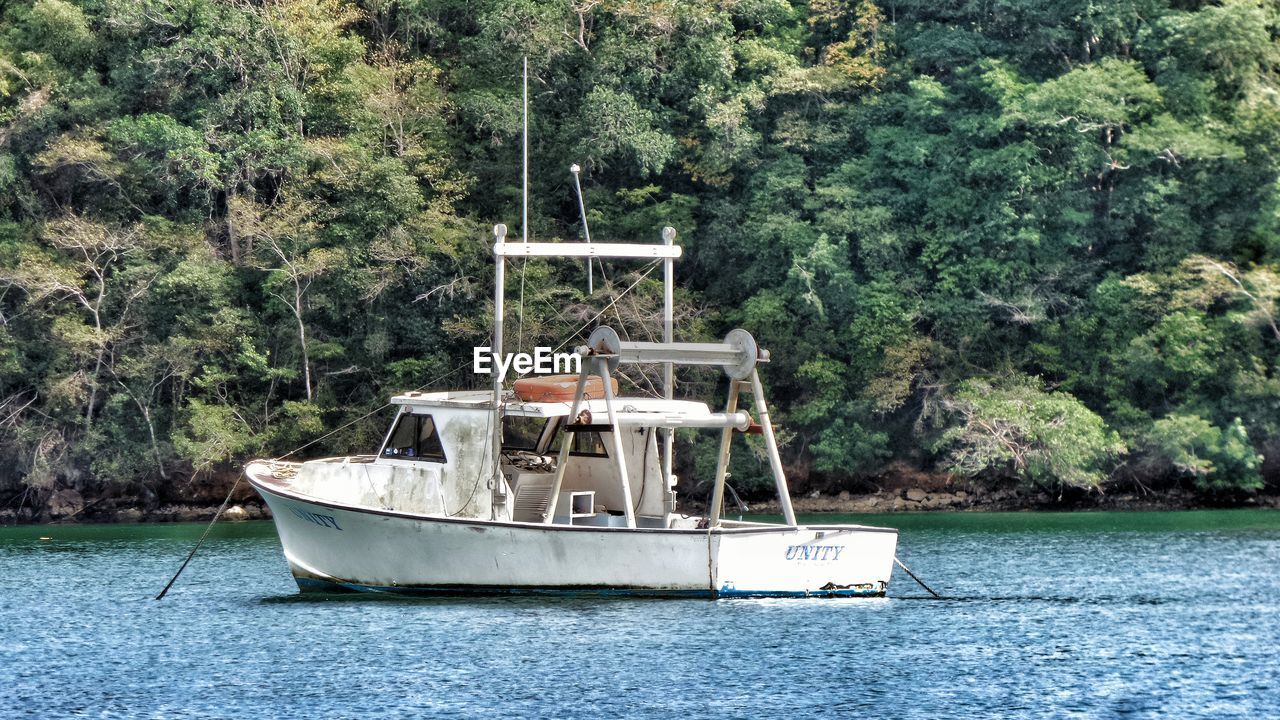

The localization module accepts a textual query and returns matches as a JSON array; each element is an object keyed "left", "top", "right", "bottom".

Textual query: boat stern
[{"left": 712, "top": 524, "right": 898, "bottom": 598}]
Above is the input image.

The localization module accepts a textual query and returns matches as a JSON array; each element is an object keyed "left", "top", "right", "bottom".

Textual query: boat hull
[{"left": 249, "top": 475, "right": 897, "bottom": 598}]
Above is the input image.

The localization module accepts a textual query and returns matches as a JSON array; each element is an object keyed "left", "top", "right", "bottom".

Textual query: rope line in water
[
  {"left": 155, "top": 477, "right": 241, "bottom": 601},
  {"left": 895, "top": 556, "right": 941, "bottom": 599}
]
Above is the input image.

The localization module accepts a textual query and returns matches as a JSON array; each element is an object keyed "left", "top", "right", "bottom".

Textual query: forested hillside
[{"left": 2, "top": 0, "right": 1278, "bottom": 517}]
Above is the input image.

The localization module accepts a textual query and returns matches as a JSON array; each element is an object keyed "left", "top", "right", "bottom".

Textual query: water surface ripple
[{"left": 2, "top": 510, "right": 1277, "bottom": 718}]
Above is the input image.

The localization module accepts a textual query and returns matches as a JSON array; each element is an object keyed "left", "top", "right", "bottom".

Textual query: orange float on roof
[{"left": 513, "top": 374, "right": 619, "bottom": 403}]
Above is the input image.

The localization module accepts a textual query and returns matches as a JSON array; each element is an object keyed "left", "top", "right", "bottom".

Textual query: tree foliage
[
  {"left": 936, "top": 375, "right": 1126, "bottom": 492},
  {"left": 1142, "top": 414, "right": 1264, "bottom": 493},
  {"left": 1, "top": 0, "right": 1279, "bottom": 509}
]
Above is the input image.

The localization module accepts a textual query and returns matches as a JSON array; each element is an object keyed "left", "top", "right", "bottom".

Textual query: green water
[{"left": 2, "top": 510, "right": 1278, "bottom": 718}]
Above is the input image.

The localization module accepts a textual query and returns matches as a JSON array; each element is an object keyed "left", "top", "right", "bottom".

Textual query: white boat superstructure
[{"left": 247, "top": 225, "right": 898, "bottom": 597}]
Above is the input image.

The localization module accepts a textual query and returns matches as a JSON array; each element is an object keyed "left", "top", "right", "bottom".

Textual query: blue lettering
[
  {"left": 291, "top": 507, "right": 343, "bottom": 531},
  {"left": 784, "top": 544, "right": 847, "bottom": 561}
]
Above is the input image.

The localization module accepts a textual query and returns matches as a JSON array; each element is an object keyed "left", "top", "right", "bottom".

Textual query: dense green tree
[
  {"left": 1141, "top": 413, "right": 1264, "bottom": 493},
  {"left": 934, "top": 374, "right": 1126, "bottom": 492}
]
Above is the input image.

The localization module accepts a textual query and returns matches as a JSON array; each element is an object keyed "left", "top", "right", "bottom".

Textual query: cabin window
[
  {"left": 502, "top": 415, "right": 549, "bottom": 452},
  {"left": 383, "top": 413, "right": 447, "bottom": 462},
  {"left": 572, "top": 430, "right": 608, "bottom": 457},
  {"left": 546, "top": 419, "right": 609, "bottom": 458}
]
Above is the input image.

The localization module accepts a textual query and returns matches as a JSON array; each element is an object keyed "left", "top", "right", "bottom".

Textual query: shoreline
[
  {"left": 741, "top": 489, "right": 1280, "bottom": 515},
  {"left": 4, "top": 486, "right": 1277, "bottom": 525}
]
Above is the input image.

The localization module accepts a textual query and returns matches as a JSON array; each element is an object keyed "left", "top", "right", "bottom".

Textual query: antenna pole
[
  {"left": 522, "top": 57, "right": 529, "bottom": 244},
  {"left": 570, "top": 164, "right": 593, "bottom": 294}
]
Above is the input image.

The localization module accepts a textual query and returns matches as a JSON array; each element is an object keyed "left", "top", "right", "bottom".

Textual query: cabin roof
[{"left": 390, "top": 390, "right": 713, "bottom": 418}]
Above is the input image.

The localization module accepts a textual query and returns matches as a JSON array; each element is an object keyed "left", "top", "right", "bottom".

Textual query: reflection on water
[{"left": 2, "top": 510, "right": 1278, "bottom": 718}]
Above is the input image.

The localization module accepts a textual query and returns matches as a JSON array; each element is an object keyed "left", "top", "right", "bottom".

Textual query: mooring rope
[
  {"left": 155, "top": 477, "right": 240, "bottom": 600},
  {"left": 894, "top": 556, "right": 941, "bottom": 599}
]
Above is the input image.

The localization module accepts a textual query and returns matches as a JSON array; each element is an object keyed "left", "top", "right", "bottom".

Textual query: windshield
[{"left": 382, "top": 412, "right": 447, "bottom": 462}]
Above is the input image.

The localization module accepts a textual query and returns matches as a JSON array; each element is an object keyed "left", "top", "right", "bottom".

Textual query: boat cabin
[{"left": 367, "top": 389, "right": 735, "bottom": 527}]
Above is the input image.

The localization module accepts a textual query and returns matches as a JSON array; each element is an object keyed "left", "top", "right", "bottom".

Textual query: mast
[{"left": 522, "top": 57, "right": 528, "bottom": 245}]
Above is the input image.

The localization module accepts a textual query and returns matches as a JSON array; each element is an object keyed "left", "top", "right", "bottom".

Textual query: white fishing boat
[{"left": 246, "top": 222, "right": 898, "bottom": 598}]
